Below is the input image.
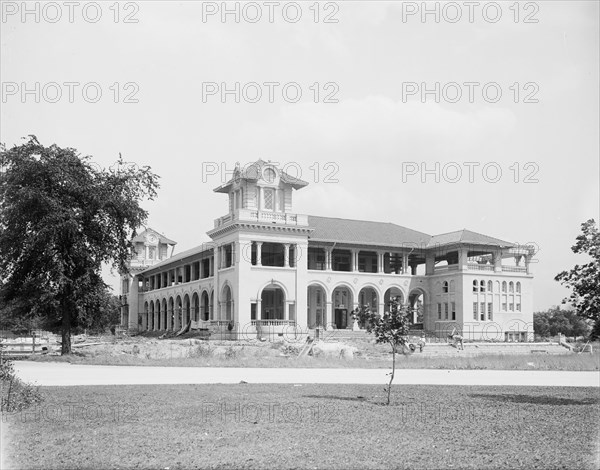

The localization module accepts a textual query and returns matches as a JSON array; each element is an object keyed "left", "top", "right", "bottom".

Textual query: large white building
[{"left": 120, "top": 160, "right": 535, "bottom": 341}]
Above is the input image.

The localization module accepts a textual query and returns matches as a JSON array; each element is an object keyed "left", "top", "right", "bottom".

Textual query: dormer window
[{"left": 264, "top": 167, "right": 276, "bottom": 183}]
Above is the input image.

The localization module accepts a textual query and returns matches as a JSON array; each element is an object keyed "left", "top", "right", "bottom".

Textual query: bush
[
  {"left": 1, "top": 355, "right": 43, "bottom": 412},
  {"left": 225, "top": 346, "right": 238, "bottom": 359},
  {"left": 281, "top": 344, "right": 301, "bottom": 356},
  {"left": 189, "top": 342, "right": 212, "bottom": 358}
]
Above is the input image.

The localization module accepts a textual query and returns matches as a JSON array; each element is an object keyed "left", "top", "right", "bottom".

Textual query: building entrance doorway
[
  {"left": 334, "top": 308, "right": 347, "bottom": 329},
  {"left": 261, "top": 287, "right": 285, "bottom": 320}
]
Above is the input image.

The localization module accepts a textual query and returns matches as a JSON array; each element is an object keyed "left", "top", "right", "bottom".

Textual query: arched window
[
  {"left": 473, "top": 280, "right": 478, "bottom": 292},
  {"left": 509, "top": 281, "right": 514, "bottom": 293},
  {"left": 502, "top": 281, "right": 507, "bottom": 293},
  {"left": 487, "top": 280, "right": 493, "bottom": 292},
  {"left": 480, "top": 280, "right": 486, "bottom": 292},
  {"left": 442, "top": 281, "right": 449, "bottom": 293},
  {"left": 516, "top": 282, "right": 521, "bottom": 293}
]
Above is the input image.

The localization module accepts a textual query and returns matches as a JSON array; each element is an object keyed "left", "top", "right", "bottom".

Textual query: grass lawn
[{"left": 2, "top": 384, "right": 599, "bottom": 469}]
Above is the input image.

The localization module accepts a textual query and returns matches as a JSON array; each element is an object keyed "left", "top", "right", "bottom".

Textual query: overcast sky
[{"left": 2, "top": 1, "right": 598, "bottom": 311}]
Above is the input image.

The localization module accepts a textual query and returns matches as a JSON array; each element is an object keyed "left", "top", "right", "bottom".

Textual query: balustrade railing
[
  {"left": 252, "top": 320, "right": 296, "bottom": 327},
  {"left": 502, "top": 266, "right": 527, "bottom": 273},
  {"left": 214, "top": 210, "right": 306, "bottom": 227},
  {"left": 467, "top": 264, "right": 494, "bottom": 271}
]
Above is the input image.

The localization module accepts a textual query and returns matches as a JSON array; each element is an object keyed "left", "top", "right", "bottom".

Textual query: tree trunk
[
  {"left": 387, "top": 346, "right": 396, "bottom": 405},
  {"left": 61, "top": 300, "right": 72, "bottom": 355}
]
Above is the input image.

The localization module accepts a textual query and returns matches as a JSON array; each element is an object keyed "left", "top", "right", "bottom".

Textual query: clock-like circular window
[
  {"left": 263, "top": 167, "right": 276, "bottom": 183},
  {"left": 147, "top": 234, "right": 157, "bottom": 244}
]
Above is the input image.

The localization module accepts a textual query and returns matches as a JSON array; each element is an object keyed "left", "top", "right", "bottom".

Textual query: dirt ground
[{"left": 31, "top": 330, "right": 391, "bottom": 362}]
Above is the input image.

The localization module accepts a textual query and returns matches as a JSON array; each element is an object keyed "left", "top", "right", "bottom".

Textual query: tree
[
  {"left": 555, "top": 219, "right": 600, "bottom": 337},
  {"left": 533, "top": 310, "right": 551, "bottom": 338},
  {"left": 0, "top": 136, "right": 159, "bottom": 353},
  {"left": 353, "top": 297, "right": 412, "bottom": 405},
  {"left": 77, "top": 288, "right": 121, "bottom": 335},
  {"left": 534, "top": 306, "right": 591, "bottom": 340}
]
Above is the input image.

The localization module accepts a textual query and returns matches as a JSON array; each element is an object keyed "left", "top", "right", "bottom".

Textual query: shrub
[
  {"left": 189, "top": 342, "right": 212, "bottom": 358},
  {"left": 225, "top": 346, "right": 238, "bottom": 359},
  {"left": 1, "top": 355, "right": 43, "bottom": 412},
  {"left": 281, "top": 344, "right": 301, "bottom": 356}
]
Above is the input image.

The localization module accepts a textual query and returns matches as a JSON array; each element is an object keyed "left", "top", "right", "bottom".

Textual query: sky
[{"left": 1, "top": 1, "right": 598, "bottom": 311}]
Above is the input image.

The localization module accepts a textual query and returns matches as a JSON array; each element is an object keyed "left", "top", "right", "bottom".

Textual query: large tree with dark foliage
[
  {"left": 554, "top": 219, "right": 600, "bottom": 339},
  {"left": 534, "top": 307, "right": 590, "bottom": 340},
  {"left": 0, "top": 136, "right": 159, "bottom": 353}
]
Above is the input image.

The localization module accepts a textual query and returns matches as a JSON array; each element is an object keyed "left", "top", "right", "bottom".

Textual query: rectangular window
[
  {"left": 438, "top": 303, "right": 442, "bottom": 320},
  {"left": 473, "top": 302, "right": 478, "bottom": 320},
  {"left": 451, "top": 302, "right": 456, "bottom": 320},
  {"left": 487, "top": 302, "right": 493, "bottom": 321},
  {"left": 480, "top": 302, "right": 485, "bottom": 321},
  {"left": 509, "top": 303, "right": 514, "bottom": 311},
  {"left": 502, "top": 302, "right": 507, "bottom": 311},
  {"left": 444, "top": 303, "right": 449, "bottom": 320},
  {"left": 264, "top": 189, "right": 274, "bottom": 210},
  {"left": 148, "top": 246, "right": 156, "bottom": 260},
  {"left": 516, "top": 303, "right": 521, "bottom": 312}
]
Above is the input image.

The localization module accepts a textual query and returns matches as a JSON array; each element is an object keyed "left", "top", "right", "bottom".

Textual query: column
[
  {"left": 209, "top": 256, "right": 214, "bottom": 276},
  {"left": 351, "top": 249, "right": 358, "bottom": 272},
  {"left": 326, "top": 248, "right": 332, "bottom": 271},
  {"left": 403, "top": 253, "right": 409, "bottom": 274},
  {"left": 425, "top": 254, "right": 435, "bottom": 275},
  {"left": 377, "top": 251, "right": 384, "bottom": 273},
  {"left": 256, "top": 242, "right": 263, "bottom": 266},
  {"left": 326, "top": 301, "right": 333, "bottom": 330},
  {"left": 493, "top": 250, "right": 502, "bottom": 272},
  {"left": 175, "top": 304, "right": 181, "bottom": 331},
  {"left": 256, "top": 299, "right": 262, "bottom": 321},
  {"left": 458, "top": 247, "right": 468, "bottom": 271},
  {"left": 284, "top": 243, "right": 290, "bottom": 268},
  {"left": 352, "top": 302, "right": 361, "bottom": 330},
  {"left": 213, "top": 247, "right": 220, "bottom": 320},
  {"left": 127, "top": 275, "right": 139, "bottom": 331},
  {"left": 257, "top": 187, "right": 262, "bottom": 211},
  {"left": 525, "top": 254, "right": 532, "bottom": 274}
]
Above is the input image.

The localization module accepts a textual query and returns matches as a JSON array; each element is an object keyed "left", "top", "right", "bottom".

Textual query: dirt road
[{"left": 13, "top": 361, "right": 600, "bottom": 387}]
